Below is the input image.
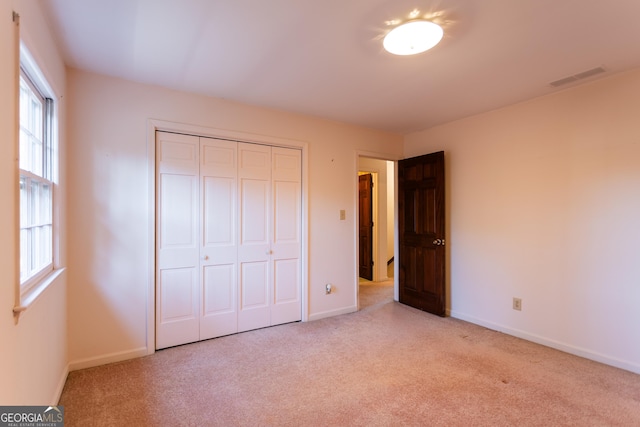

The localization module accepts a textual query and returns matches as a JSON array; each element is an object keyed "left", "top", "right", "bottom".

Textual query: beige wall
[
  {"left": 0, "top": 1, "right": 68, "bottom": 404},
  {"left": 66, "top": 69, "right": 403, "bottom": 367},
  {"left": 405, "top": 70, "right": 640, "bottom": 373}
]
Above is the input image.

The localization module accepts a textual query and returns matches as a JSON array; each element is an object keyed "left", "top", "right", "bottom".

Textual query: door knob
[
  {"left": 202, "top": 255, "right": 209, "bottom": 261},
  {"left": 266, "top": 250, "right": 273, "bottom": 255},
  {"left": 433, "top": 239, "right": 441, "bottom": 245}
]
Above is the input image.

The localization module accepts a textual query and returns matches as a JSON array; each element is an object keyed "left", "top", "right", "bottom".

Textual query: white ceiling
[{"left": 40, "top": 0, "right": 640, "bottom": 134}]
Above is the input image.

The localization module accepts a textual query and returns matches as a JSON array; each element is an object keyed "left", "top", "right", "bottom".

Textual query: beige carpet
[{"left": 59, "top": 282, "right": 640, "bottom": 426}]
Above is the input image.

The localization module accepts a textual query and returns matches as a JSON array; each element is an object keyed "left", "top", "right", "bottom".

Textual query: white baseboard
[
  {"left": 68, "top": 347, "right": 148, "bottom": 372},
  {"left": 308, "top": 305, "right": 357, "bottom": 322},
  {"left": 53, "top": 364, "right": 69, "bottom": 404},
  {"left": 450, "top": 310, "right": 640, "bottom": 375}
]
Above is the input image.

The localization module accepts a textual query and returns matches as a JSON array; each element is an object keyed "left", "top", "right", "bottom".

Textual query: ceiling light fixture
[{"left": 383, "top": 20, "right": 443, "bottom": 56}]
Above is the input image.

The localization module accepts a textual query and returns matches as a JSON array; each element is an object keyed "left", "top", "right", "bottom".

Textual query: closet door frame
[{"left": 146, "top": 119, "right": 309, "bottom": 355}]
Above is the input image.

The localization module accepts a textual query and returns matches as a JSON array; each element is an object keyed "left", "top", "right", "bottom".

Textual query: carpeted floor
[
  {"left": 358, "top": 278, "right": 394, "bottom": 310},
  {"left": 59, "top": 281, "right": 640, "bottom": 426}
]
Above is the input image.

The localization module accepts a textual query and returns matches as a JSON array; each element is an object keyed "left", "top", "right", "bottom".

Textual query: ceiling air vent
[{"left": 549, "top": 66, "right": 606, "bottom": 88}]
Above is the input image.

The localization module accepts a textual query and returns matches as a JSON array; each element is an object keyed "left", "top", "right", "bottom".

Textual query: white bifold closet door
[{"left": 156, "top": 131, "right": 301, "bottom": 349}]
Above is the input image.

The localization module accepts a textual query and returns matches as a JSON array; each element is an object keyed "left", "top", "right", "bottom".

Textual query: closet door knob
[{"left": 202, "top": 255, "right": 209, "bottom": 261}]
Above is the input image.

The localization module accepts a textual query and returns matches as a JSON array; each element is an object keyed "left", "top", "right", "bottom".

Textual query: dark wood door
[
  {"left": 358, "top": 173, "right": 373, "bottom": 281},
  {"left": 398, "top": 151, "right": 445, "bottom": 316}
]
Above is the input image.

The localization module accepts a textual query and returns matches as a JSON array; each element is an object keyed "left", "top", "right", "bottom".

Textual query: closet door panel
[
  {"left": 240, "top": 179, "right": 269, "bottom": 245},
  {"left": 200, "top": 138, "right": 238, "bottom": 340},
  {"left": 157, "top": 268, "right": 199, "bottom": 348},
  {"left": 203, "top": 176, "right": 235, "bottom": 253},
  {"left": 273, "top": 180, "right": 300, "bottom": 256},
  {"left": 272, "top": 147, "right": 301, "bottom": 181},
  {"left": 201, "top": 264, "right": 237, "bottom": 339},
  {"left": 271, "top": 258, "right": 300, "bottom": 325},
  {"left": 203, "top": 265, "right": 235, "bottom": 313},
  {"left": 157, "top": 173, "right": 199, "bottom": 267},
  {"left": 239, "top": 144, "right": 270, "bottom": 178},
  {"left": 201, "top": 138, "right": 237, "bottom": 263},
  {"left": 202, "top": 142, "right": 235, "bottom": 175},
  {"left": 271, "top": 147, "right": 302, "bottom": 325},
  {"left": 238, "top": 261, "right": 270, "bottom": 332},
  {"left": 156, "top": 132, "right": 200, "bottom": 349},
  {"left": 238, "top": 143, "right": 271, "bottom": 331}
]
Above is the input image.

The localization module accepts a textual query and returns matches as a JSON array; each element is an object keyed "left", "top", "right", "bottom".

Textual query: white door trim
[{"left": 146, "top": 119, "right": 309, "bottom": 355}]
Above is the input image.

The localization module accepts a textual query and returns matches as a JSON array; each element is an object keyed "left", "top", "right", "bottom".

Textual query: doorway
[{"left": 358, "top": 157, "right": 396, "bottom": 308}]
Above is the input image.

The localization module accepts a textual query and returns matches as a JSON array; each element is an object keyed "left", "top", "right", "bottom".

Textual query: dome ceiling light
[{"left": 383, "top": 16, "right": 443, "bottom": 56}]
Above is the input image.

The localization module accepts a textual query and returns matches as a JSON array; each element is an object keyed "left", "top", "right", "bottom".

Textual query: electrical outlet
[{"left": 513, "top": 297, "right": 522, "bottom": 311}]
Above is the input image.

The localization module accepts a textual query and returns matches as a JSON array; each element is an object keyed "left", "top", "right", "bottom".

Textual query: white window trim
[
  {"left": 14, "top": 270, "right": 65, "bottom": 315},
  {"left": 13, "top": 38, "right": 64, "bottom": 315}
]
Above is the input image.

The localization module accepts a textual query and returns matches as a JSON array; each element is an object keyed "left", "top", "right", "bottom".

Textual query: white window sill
[{"left": 13, "top": 268, "right": 66, "bottom": 315}]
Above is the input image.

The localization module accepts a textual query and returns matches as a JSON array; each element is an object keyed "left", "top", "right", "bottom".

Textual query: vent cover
[{"left": 549, "top": 66, "right": 606, "bottom": 87}]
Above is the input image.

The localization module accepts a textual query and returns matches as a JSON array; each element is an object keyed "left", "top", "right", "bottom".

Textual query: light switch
[{"left": 340, "top": 210, "right": 346, "bottom": 220}]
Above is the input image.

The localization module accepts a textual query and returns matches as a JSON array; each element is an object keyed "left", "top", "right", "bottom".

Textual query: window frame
[{"left": 16, "top": 42, "right": 61, "bottom": 306}]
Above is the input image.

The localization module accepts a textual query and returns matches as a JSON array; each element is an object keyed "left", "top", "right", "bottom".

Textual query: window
[{"left": 19, "top": 63, "right": 56, "bottom": 293}]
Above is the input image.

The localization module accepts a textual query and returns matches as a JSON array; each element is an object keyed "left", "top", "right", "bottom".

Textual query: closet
[{"left": 155, "top": 131, "right": 302, "bottom": 349}]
